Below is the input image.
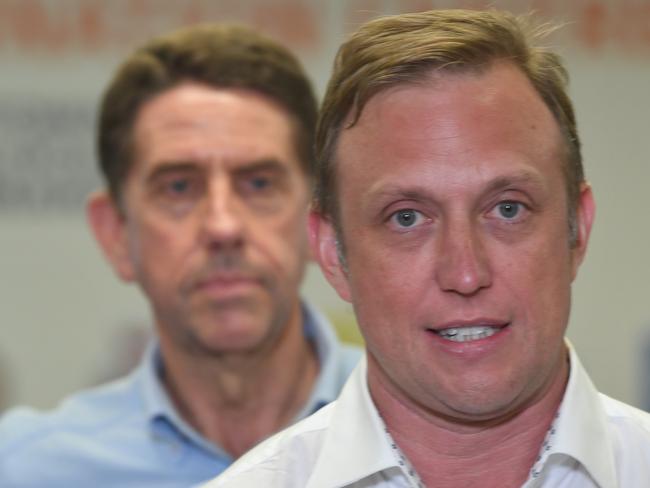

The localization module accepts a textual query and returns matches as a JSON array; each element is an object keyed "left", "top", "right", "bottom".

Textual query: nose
[
  {"left": 201, "top": 179, "right": 245, "bottom": 251},
  {"left": 434, "top": 220, "right": 492, "bottom": 296}
]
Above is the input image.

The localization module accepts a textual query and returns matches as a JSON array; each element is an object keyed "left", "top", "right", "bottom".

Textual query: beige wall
[{"left": 1, "top": 0, "right": 649, "bottom": 410}]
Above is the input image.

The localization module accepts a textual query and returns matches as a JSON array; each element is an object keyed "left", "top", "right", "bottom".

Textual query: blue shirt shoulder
[
  {"left": 0, "top": 374, "right": 224, "bottom": 488},
  {"left": 0, "top": 303, "right": 361, "bottom": 487}
]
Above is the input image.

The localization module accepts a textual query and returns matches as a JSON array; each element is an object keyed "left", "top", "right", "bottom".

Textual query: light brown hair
[
  {"left": 98, "top": 23, "right": 317, "bottom": 202},
  {"left": 315, "top": 9, "right": 583, "bottom": 243}
]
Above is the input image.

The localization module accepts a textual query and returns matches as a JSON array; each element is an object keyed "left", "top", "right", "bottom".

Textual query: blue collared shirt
[{"left": 0, "top": 303, "right": 361, "bottom": 487}]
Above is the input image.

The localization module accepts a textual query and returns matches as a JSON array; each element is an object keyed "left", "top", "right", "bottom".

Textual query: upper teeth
[{"left": 438, "top": 326, "right": 498, "bottom": 342}]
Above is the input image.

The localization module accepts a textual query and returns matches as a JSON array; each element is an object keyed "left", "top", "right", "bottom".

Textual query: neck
[
  {"left": 369, "top": 351, "right": 569, "bottom": 488},
  {"left": 158, "top": 305, "right": 319, "bottom": 458}
]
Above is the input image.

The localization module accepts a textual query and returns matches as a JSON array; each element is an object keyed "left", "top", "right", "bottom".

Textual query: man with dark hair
[
  {"left": 0, "top": 24, "right": 360, "bottom": 487},
  {"left": 208, "top": 9, "right": 650, "bottom": 488}
]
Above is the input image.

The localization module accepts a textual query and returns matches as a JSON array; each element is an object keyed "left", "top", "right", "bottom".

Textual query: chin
[
  {"left": 445, "top": 397, "right": 522, "bottom": 424},
  {"left": 423, "top": 376, "right": 533, "bottom": 424},
  {"left": 198, "top": 328, "right": 268, "bottom": 354}
]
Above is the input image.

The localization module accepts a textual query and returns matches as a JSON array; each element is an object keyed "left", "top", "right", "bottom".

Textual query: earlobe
[
  {"left": 307, "top": 211, "right": 352, "bottom": 302},
  {"left": 571, "top": 182, "right": 596, "bottom": 279},
  {"left": 86, "top": 191, "right": 135, "bottom": 282}
]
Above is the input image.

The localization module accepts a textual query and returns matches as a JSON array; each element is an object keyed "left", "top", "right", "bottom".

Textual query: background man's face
[
  {"left": 316, "top": 62, "right": 593, "bottom": 421},
  {"left": 114, "top": 83, "right": 310, "bottom": 357}
]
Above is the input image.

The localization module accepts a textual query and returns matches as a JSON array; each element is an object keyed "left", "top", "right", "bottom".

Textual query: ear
[
  {"left": 308, "top": 211, "right": 352, "bottom": 303},
  {"left": 86, "top": 190, "right": 136, "bottom": 282},
  {"left": 570, "top": 182, "right": 596, "bottom": 280}
]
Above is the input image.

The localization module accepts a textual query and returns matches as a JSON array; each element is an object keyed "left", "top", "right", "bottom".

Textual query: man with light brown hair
[
  {"left": 0, "top": 24, "right": 360, "bottom": 487},
  {"left": 208, "top": 9, "right": 650, "bottom": 488}
]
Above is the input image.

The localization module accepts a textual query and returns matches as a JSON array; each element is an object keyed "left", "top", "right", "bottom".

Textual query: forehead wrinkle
[{"left": 336, "top": 63, "right": 566, "bottom": 223}]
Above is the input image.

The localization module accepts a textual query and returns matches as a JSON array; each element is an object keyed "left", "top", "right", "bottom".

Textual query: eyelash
[
  {"left": 167, "top": 178, "right": 191, "bottom": 193},
  {"left": 490, "top": 200, "right": 529, "bottom": 222},
  {"left": 388, "top": 208, "right": 426, "bottom": 230},
  {"left": 385, "top": 199, "right": 529, "bottom": 230},
  {"left": 160, "top": 175, "right": 202, "bottom": 197},
  {"left": 242, "top": 175, "right": 273, "bottom": 193}
]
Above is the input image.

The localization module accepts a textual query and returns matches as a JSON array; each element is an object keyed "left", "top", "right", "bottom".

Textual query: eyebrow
[
  {"left": 145, "top": 161, "right": 201, "bottom": 185},
  {"left": 367, "top": 169, "right": 546, "bottom": 204},
  {"left": 145, "top": 158, "right": 290, "bottom": 185},
  {"left": 480, "top": 170, "right": 547, "bottom": 196},
  {"left": 366, "top": 186, "right": 437, "bottom": 209}
]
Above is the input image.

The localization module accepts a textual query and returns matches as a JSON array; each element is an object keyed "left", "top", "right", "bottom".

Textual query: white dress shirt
[{"left": 205, "top": 345, "right": 650, "bottom": 488}]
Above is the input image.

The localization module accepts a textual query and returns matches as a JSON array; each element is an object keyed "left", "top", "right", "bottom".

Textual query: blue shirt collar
[
  {"left": 139, "top": 341, "right": 231, "bottom": 460},
  {"left": 135, "top": 301, "right": 347, "bottom": 457},
  {"left": 293, "top": 301, "right": 347, "bottom": 419}
]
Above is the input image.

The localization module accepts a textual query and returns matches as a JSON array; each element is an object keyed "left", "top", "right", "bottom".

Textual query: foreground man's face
[{"left": 315, "top": 61, "right": 593, "bottom": 421}]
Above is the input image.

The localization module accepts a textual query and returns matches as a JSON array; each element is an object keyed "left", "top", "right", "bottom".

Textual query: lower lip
[{"left": 426, "top": 324, "right": 511, "bottom": 356}]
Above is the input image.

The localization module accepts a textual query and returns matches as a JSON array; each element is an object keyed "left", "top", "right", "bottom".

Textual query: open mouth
[{"left": 431, "top": 324, "right": 508, "bottom": 343}]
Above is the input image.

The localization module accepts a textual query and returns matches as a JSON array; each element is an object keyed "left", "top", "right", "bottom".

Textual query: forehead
[
  {"left": 335, "top": 62, "right": 565, "bottom": 196},
  {"left": 130, "top": 83, "right": 301, "bottom": 174}
]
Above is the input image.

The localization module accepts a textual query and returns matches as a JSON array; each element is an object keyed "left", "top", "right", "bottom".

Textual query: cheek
[
  {"left": 252, "top": 209, "right": 310, "bottom": 277},
  {"left": 498, "top": 237, "right": 573, "bottom": 335},
  {"left": 347, "top": 258, "right": 426, "bottom": 365},
  {"left": 127, "top": 218, "right": 194, "bottom": 286},
  {"left": 346, "top": 242, "right": 430, "bottom": 329}
]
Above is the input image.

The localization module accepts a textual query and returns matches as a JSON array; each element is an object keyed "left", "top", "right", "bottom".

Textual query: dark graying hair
[{"left": 98, "top": 23, "right": 317, "bottom": 202}]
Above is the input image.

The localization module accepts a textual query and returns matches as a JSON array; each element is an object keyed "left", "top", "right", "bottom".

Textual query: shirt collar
[
  {"left": 137, "top": 340, "right": 231, "bottom": 459},
  {"left": 293, "top": 301, "right": 351, "bottom": 420},
  {"left": 309, "top": 343, "right": 620, "bottom": 488},
  {"left": 309, "top": 355, "right": 403, "bottom": 488},
  {"left": 544, "top": 343, "right": 618, "bottom": 488},
  {"left": 136, "top": 301, "right": 345, "bottom": 458}
]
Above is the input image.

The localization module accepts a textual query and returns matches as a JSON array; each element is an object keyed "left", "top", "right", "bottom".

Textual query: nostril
[{"left": 207, "top": 234, "right": 245, "bottom": 252}]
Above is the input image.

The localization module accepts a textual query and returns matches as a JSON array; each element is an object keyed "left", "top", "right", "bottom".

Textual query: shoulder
[
  {"left": 599, "top": 393, "right": 650, "bottom": 465},
  {"left": 205, "top": 402, "right": 336, "bottom": 488},
  {"left": 599, "top": 393, "right": 650, "bottom": 434},
  {"left": 595, "top": 394, "right": 650, "bottom": 484},
  {"left": 0, "top": 374, "right": 142, "bottom": 480},
  {"left": 1, "top": 374, "right": 140, "bottom": 443}
]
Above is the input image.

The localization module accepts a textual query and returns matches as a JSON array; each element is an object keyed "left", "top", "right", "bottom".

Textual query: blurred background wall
[{"left": 1, "top": 0, "right": 649, "bottom": 411}]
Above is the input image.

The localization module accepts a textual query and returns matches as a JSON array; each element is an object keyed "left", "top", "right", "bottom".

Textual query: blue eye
[
  {"left": 163, "top": 176, "right": 204, "bottom": 201},
  {"left": 497, "top": 201, "right": 521, "bottom": 219},
  {"left": 169, "top": 178, "right": 190, "bottom": 194},
  {"left": 393, "top": 209, "right": 420, "bottom": 227},
  {"left": 250, "top": 176, "right": 270, "bottom": 190},
  {"left": 171, "top": 181, "right": 187, "bottom": 193}
]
